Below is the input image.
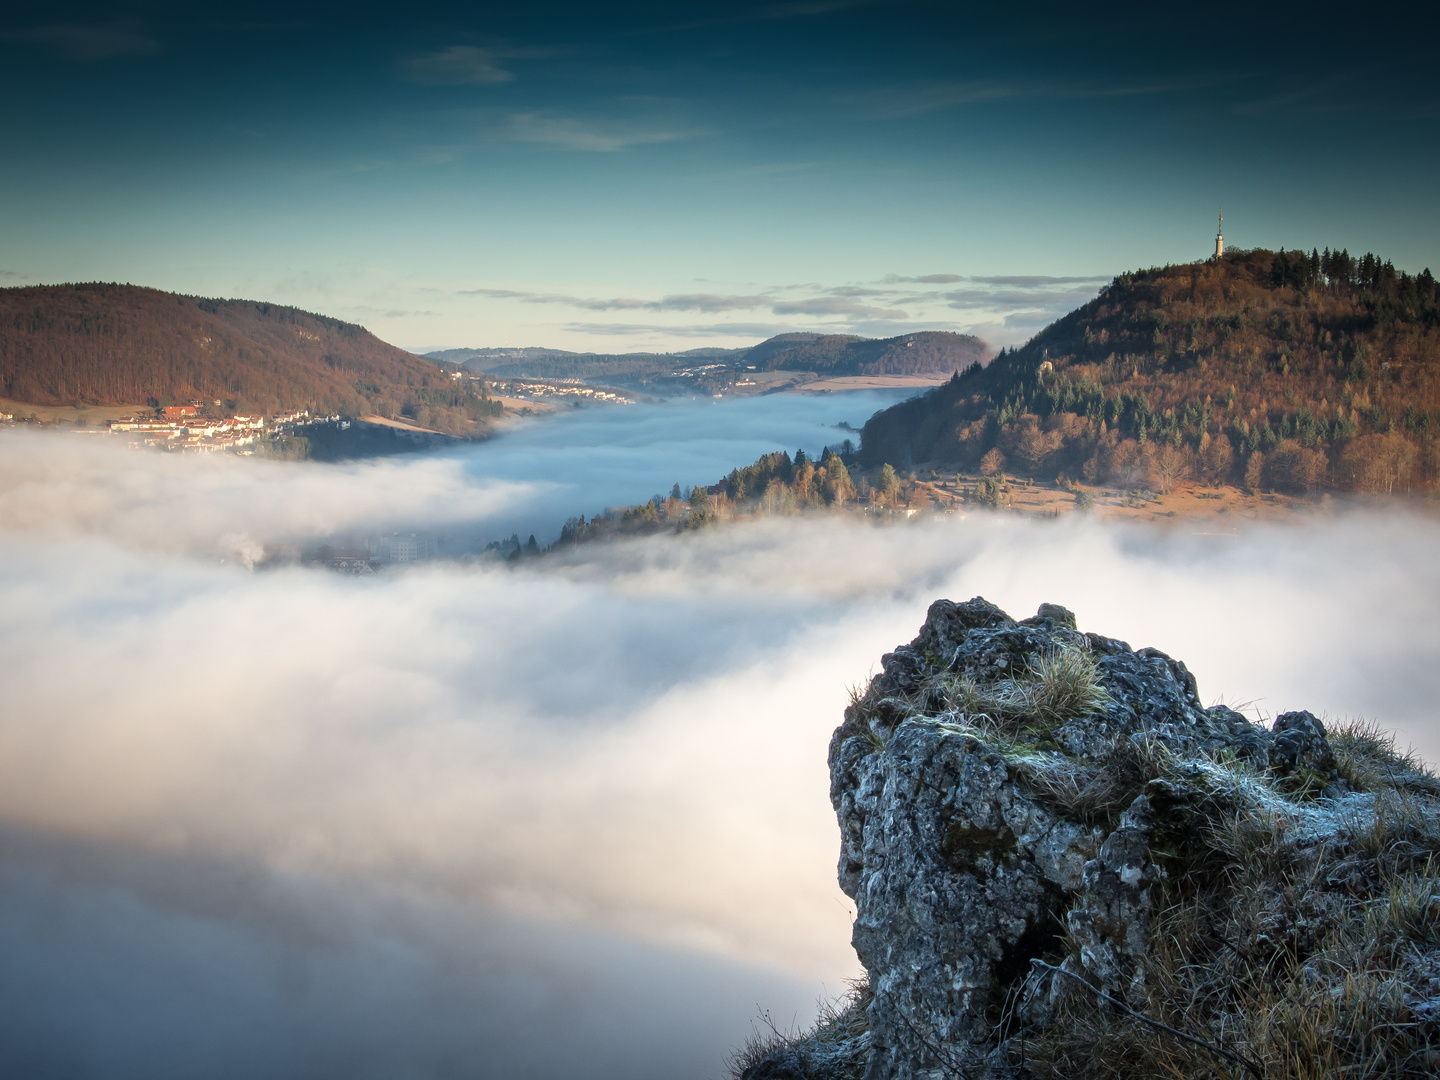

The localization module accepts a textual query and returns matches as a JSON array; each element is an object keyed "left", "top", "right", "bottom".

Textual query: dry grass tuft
[
  {"left": 1332, "top": 718, "right": 1440, "bottom": 796},
  {"left": 1026, "top": 647, "right": 1113, "bottom": 723},
  {"left": 1013, "top": 756, "right": 1130, "bottom": 822},
  {"left": 931, "top": 645, "right": 1110, "bottom": 734},
  {"left": 726, "top": 978, "right": 872, "bottom": 1080},
  {"left": 1028, "top": 743, "right": 1440, "bottom": 1080}
]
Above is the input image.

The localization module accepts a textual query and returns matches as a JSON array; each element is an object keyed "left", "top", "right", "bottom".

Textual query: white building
[{"left": 369, "top": 532, "right": 439, "bottom": 563}]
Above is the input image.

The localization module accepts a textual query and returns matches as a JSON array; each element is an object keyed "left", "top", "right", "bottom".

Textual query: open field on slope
[
  {"left": 905, "top": 474, "right": 1437, "bottom": 528},
  {"left": 1, "top": 397, "right": 149, "bottom": 424},
  {"left": 795, "top": 374, "right": 950, "bottom": 394}
]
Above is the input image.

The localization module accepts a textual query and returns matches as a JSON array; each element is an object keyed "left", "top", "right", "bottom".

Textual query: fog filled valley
[{"left": 2, "top": 392, "right": 1439, "bottom": 1079}]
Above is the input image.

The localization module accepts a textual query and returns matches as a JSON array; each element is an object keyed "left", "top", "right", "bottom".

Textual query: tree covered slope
[
  {"left": 0, "top": 283, "right": 500, "bottom": 434},
  {"left": 860, "top": 249, "right": 1440, "bottom": 494},
  {"left": 745, "top": 330, "right": 991, "bottom": 376}
]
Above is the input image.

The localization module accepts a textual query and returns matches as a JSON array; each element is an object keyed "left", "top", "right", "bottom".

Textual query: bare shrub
[
  {"left": 1105, "top": 438, "right": 1145, "bottom": 487},
  {"left": 1147, "top": 442, "right": 1191, "bottom": 494},
  {"left": 1243, "top": 450, "right": 1264, "bottom": 492},
  {"left": 980, "top": 447, "right": 1007, "bottom": 476},
  {"left": 1265, "top": 438, "right": 1326, "bottom": 493},
  {"left": 1198, "top": 432, "right": 1235, "bottom": 483},
  {"left": 1339, "top": 432, "right": 1419, "bottom": 494},
  {"left": 999, "top": 415, "right": 1065, "bottom": 474}
]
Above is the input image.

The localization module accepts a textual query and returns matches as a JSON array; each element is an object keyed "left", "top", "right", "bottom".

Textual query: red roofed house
[{"left": 162, "top": 405, "right": 198, "bottom": 419}]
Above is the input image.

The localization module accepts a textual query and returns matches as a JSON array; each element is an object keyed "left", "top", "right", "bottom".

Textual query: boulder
[{"left": 760, "top": 596, "right": 1440, "bottom": 1080}]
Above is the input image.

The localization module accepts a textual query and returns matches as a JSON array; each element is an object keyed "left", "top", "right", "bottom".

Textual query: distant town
[
  {"left": 462, "top": 374, "right": 636, "bottom": 406},
  {"left": 106, "top": 404, "right": 334, "bottom": 453},
  {"left": 0, "top": 369, "right": 642, "bottom": 453},
  {"left": 1, "top": 399, "right": 339, "bottom": 454}
]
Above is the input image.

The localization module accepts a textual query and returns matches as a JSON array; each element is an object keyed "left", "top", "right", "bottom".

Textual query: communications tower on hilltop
[{"left": 1214, "top": 208, "right": 1224, "bottom": 259}]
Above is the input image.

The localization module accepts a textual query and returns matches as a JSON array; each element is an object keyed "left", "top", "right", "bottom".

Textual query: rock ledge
[{"left": 736, "top": 597, "right": 1440, "bottom": 1080}]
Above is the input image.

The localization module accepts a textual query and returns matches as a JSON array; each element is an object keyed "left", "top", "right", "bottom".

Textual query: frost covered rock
[
  {"left": 735, "top": 595, "right": 1440, "bottom": 1080},
  {"left": 823, "top": 597, "right": 1369, "bottom": 1080}
]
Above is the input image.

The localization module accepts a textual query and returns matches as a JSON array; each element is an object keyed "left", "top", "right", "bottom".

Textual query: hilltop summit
[{"left": 860, "top": 249, "right": 1440, "bottom": 495}]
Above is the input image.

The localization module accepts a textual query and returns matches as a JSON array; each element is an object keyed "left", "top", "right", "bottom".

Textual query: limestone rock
[
  {"left": 822, "top": 596, "right": 1361, "bottom": 1079},
  {"left": 738, "top": 595, "right": 1440, "bottom": 1079}
]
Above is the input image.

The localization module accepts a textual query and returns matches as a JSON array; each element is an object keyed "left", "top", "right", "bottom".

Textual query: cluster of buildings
[
  {"left": 476, "top": 377, "right": 632, "bottom": 404},
  {"left": 320, "top": 532, "right": 440, "bottom": 574},
  {"left": 368, "top": 532, "right": 438, "bottom": 563},
  {"left": 104, "top": 407, "right": 336, "bottom": 453},
  {"left": 672, "top": 362, "right": 731, "bottom": 379}
]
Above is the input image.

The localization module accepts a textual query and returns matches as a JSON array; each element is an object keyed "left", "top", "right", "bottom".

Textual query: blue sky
[{"left": 2, "top": 1, "right": 1435, "bottom": 351}]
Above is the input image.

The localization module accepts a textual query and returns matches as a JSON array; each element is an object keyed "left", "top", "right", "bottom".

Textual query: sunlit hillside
[
  {"left": 0, "top": 283, "right": 500, "bottom": 435},
  {"left": 861, "top": 249, "right": 1440, "bottom": 494}
]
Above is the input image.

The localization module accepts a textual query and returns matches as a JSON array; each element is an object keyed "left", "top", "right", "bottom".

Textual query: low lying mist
[
  {"left": 0, "top": 393, "right": 902, "bottom": 560},
  {"left": 2, "top": 422, "right": 1438, "bottom": 1079}
]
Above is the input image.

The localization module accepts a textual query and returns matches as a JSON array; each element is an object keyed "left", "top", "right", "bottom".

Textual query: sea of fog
[
  {"left": 440, "top": 390, "right": 903, "bottom": 547},
  {"left": 2, "top": 392, "right": 1440, "bottom": 1080}
]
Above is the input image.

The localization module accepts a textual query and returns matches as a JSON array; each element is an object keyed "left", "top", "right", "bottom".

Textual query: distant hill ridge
[
  {"left": 0, "top": 283, "right": 499, "bottom": 435},
  {"left": 427, "top": 330, "right": 991, "bottom": 381},
  {"left": 859, "top": 248, "right": 1440, "bottom": 494}
]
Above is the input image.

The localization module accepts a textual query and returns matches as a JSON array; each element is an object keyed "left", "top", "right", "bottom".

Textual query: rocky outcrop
[{"left": 737, "top": 596, "right": 1440, "bottom": 1080}]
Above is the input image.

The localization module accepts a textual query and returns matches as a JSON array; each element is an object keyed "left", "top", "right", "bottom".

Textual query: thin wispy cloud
[
  {"left": 761, "top": 0, "right": 883, "bottom": 17},
  {"left": 883, "top": 273, "right": 965, "bottom": 284},
  {"left": 772, "top": 297, "right": 908, "bottom": 318},
  {"left": 401, "top": 44, "right": 556, "bottom": 86},
  {"left": 969, "top": 274, "right": 1109, "bottom": 286},
  {"left": 651, "top": 293, "right": 774, "bottom": 313},
  {"left": 341, "top": 305, "right": 442, "bottom": 319},
  {"left": 632, "top": 0, "right": 885, "bottom": 36},
  {"left": 861, "top": 79, "right": 1021, "bottom": 118},
  {"left": 460, "top": 287, "right": 772, "bottom": 314},
  {"left": 506, "top": 112, "right": 698, "bottom": 152},
  {"left": 879, "top": 274, "right": 1106, "bottom": 289},
  {"left": 451, "top": 272, "right": 1109, "bottom": 347},
  {"left": 1228, "top": 73, "right": 1364, "bottom": 118},
  {"left": 0, "top": 20, "right": 160, "bottom": 60},
  {"left": 564, "top": 320, "right": 791, "bottom": 338},
  {"left": 459, "top": 287, "right": 648, "bottom": 310},
  {"left": 857, "top": 70, "right": 1251, "bottom": 119},
  {"left": 943, "top": 286, "right": 1101, "bottom": 308},
  {"left": 826, "top": 286, "right": 891, "bottom": 298},
  {"left": 457, "top": 286, "right": 532, "bottom": 300}
]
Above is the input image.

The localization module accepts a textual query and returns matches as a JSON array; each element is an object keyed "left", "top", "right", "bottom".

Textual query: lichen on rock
[{"left": 736, "top": 596, "right": 1440, "bottom": 1080}]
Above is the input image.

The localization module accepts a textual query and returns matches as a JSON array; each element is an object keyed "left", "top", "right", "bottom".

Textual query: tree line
[{"left": 497, "top": 440, "right": 938, "bottom": 559}]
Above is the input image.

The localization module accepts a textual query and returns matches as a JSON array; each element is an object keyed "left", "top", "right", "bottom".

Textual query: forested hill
[
  {"left": 428, "top": 330, "right": 990, "bottom": 382},
  {"left": 860, "top": 248, "right": 1440, "bottom": 494},
  {"left": 746, "top": 330, "right": 990, "bottom": 375},
  {"left": 0, "top": 283, "right": 499, "bottom": 434}
]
